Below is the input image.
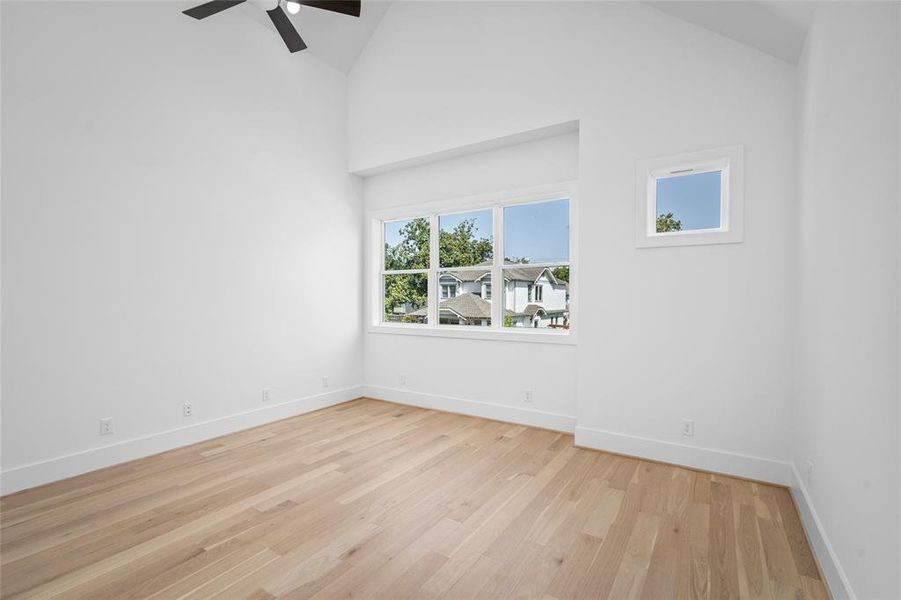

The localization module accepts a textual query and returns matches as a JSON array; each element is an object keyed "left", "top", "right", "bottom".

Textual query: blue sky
[
  {"left": 384, "top": 218, "right": 420, "bottom": 248},
  {"left": 439, "top": 208, "right": 493, "bottom": 244},
  {"left": 656, "top": 171, "right": 722, "bottom": 230},
  {"left": 504, "top": 199, "right": 569, "bottom": 263},
  {"left": 385, "top": 199, "right": 570, "bottom": 264}
]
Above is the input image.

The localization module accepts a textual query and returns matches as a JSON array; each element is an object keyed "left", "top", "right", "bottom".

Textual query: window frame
[
  {"left": 368, "top": 182, "right": 577, "bottom": 345},
  {"left": 635, "top": 144, "right": 744, "bottom": 248},
  {"left": 440, "top": 282, "right": 457, "bottom": 299}
]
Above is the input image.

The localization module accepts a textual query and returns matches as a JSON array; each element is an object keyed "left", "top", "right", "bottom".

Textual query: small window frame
[{"left": 635, "top": 144, "right": 744, "bottom": 248}]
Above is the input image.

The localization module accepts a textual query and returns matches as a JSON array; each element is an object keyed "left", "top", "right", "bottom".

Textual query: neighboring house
[{"left": 406, "top": 261, "right": 569, "bottom": 328}]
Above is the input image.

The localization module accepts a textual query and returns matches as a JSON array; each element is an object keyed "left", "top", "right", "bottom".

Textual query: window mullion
[
  {"left": 381, "top": 268, "right": 428, "bottom": 276},
  {"left": 491, "top": 204, "right": 503, "bottom": 329},
  {"left": 428, "top": 214, "right": 439, "bottom": 325},
  {"left": 377, "top": 218, "right": 384, "bottom": 325}
]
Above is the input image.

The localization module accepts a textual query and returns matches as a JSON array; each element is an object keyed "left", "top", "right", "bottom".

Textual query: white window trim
[
  {"left": 635, "top": 144, "right": 744, "bottom": 248},
  {"left": 367, "top": 181, "right": 578, "bottom": 345}
]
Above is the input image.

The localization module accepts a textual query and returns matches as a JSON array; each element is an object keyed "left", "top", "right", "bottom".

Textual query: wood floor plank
[
  {"left": 736, "top": 502, "right": 773, "bottom": 600},
  {"left": 0, "top": 398, "right": 826, "bottom": 600},
  {"left": 641, "top": 513, "right": 681, "bottom": 599},
  {"left": 758, "top": 515, "right": 804, "bottom": 596},
  {"left": 771, "top": 487, "right": 821, "bottom": 580},
  {"left": 607, "top": 511, "right": 661, "bottom": 598},
  {"left": 710, "top": 480, "right": 741, "bottom": 600}
]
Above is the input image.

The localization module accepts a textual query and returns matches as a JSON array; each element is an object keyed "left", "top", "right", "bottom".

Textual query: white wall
[
  {"left": 351, "top": 1, "right": 798, "bottom": 483},
  {"left": 4, "top": 1, "right": 899, "bottom": 595},
  {"left": 363, "top": 132, "right": 579, "bottom": 430},
  {"left": 794, "top": 4, "right": 900, "bottom": 598},
  {"left": 1, "top": 1, "right": 363, "bottom": 492}
]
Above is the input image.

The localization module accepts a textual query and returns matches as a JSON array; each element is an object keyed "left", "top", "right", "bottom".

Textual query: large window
[
  {"left": 374, "top": 190, "right": 574, "bottom": 338},
  {"left": 635, "top": 145, "right": 744, "bottom": 248}
]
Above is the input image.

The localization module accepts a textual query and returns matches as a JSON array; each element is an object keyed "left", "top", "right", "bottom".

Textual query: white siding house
[{"left": 416, "top": 264, "right": 568, "bottom": 327}]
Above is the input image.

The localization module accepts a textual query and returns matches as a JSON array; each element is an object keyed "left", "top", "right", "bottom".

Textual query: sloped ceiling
[
  {"left": 292, "top": 0, "right": 390, "bottom": 73},
  {"left": 645, "top": 1, "right": 816, "bottom": 63},
  {"left": 213, "top": 0, "right": 391, "bottom": 73},
  {"left": 198, "top": 1, "right": 813, "bottom": 73}
]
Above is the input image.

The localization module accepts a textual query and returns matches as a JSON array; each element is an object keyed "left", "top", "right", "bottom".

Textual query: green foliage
[
  {"left": 551, "top": 266, "right": 569, "bottom": 283},
  {"left": 383, "top": 218, "right": 492, "bottom": 318},
  {"left": 439, "top": 220, "right": 492, "bottom": 267},
  {"left": 503, "top": 314, "right": 516, "bottom": 328},
  {"left": 504, "top": 256, "right": 530, "bottom": 264},
  {"left": 384, "top": 273, "right": 427, "bottom": 318},
  {"left": 656, "top": 212, "right": 682, "bottom": 233},
  {"left": 385, "top": 218, "right": 429, "bottom": 270}
]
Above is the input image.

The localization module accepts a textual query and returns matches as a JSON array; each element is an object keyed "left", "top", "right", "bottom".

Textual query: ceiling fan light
[{"left": 285, "top": 1, "right": 300, "bottom": 14}]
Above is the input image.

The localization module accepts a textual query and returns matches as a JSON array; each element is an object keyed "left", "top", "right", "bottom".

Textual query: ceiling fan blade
[
  {"left": 267, "top": 5, "right": 307, "bottom": 53},
  {"left": 297, "top": 0, "right": 361, "bottom": 18},
  {"left": 183, "top": 0, "right": 246, "bottom": 19}
]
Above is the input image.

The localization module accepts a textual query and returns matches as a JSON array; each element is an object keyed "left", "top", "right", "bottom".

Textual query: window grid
[{"left": 379, "top": 197, "right": 572, "bottom": 333}]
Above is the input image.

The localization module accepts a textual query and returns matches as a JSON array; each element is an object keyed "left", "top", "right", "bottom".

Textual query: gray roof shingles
[
  {"left": 441, "top": 262, "right": 568, "bottom": 285},
  {"left": 410, "top": 292, "right": 524, "bottom": 320}
]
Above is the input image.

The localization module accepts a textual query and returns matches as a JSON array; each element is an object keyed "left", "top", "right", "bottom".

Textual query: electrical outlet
[
  {"left": 399, "top": 375, "right": 407, "bottom": 386},
  {"left": 262, "top": 388, "right": 272, "bottom": 403},
  {"left": 805, "top": 460, "right": 814, "bottom": 485},
  {"left": 322, "top": 376, "right": 329, "bottom": 388},
  {"left": 682, "top": 419, "right": 694, "bottom": 437},
  {"left": 524, "top": 390, "right": 534, "bottom": 404},
  {"left": 100, "top": 418, "right": 113, "bottom": 436},
  {"left": 183, "top": 402, "right": 193, "bottom": 417}
]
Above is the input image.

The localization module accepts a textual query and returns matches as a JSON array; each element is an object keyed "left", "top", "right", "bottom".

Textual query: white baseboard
[
  {"left": 0, "top": 386, "right": 364, "bottom": 496},
  {"left": 361, "top": 385, "right": 576, "bottom": 433},
  {"left": 574, "top": 425, "right": 793, "bottom": 486},
  {"left": 790, "top": 464, "right": 855, "bottom": 600}
]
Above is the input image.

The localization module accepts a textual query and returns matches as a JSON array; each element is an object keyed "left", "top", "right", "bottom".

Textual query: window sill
[
  {"left": 636, "top": 228, "right": 743, "bottom": 248},
  {"left": 367, "top": 323, "right": 577, "bottom": 345}
]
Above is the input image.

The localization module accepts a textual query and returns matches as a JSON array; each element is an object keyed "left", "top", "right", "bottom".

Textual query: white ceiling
[
  {"left": 645, "top": 1, "right": 817, "bottom": 63},
  {"left": 204, "top": 1, "right": 813, "bottom": 72},
  {"left": 228, "top": 0, "right": 391, "bottom": 73},
  {"left": 293, "top": 0, "right": 391, "bottom": 73}
]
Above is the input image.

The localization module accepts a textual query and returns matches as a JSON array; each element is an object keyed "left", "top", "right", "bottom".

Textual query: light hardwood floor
[{"left": 1, "top": 398, "right": 827, "bottom": 599}]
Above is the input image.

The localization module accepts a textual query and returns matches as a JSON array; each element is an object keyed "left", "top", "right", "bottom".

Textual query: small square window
[
  {"left": 655, "top": 171, "right": 722, "bottom": 233},
  {"left": 636, "top": 145, "right": 743, "bottom": 248}
]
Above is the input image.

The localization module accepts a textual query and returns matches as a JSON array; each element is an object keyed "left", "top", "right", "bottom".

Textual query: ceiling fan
[{"left": 183, "top": 0, "right": 361, "bottom": 53}]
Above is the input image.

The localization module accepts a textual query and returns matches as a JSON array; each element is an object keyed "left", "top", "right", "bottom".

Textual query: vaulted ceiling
[
  {"left": 645, "top": 1, "right": 816, "bottom": 63},
  {"left": 219, "top": 0, "right": 391, "bottom": 72},
  {"left": 231, "top": 1, "right": 814, "bottom": 73}
]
